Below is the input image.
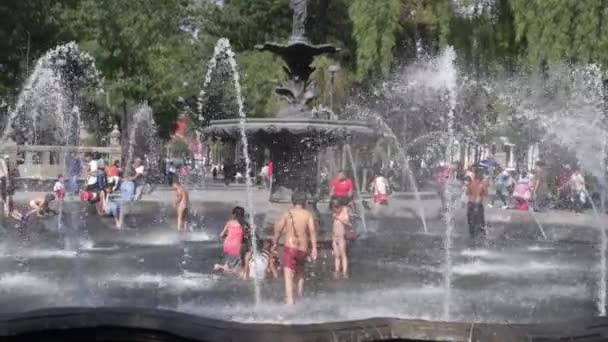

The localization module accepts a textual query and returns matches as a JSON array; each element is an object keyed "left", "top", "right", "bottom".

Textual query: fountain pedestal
[{"left": 203, "top": 118, "right": 376, "bottom": 203}]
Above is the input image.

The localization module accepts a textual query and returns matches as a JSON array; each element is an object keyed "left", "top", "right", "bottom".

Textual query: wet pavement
[{"left": 0, "top": 197, "right": 602, "bottom": 326}]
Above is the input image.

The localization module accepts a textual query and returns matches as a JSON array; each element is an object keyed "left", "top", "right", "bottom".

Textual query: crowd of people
[
  {"left": 0, "top": 152, "right": 176, "bottom": 230},
  {"left": 209, "top": 168, "right": 390, "bottom": 304},
  {"left": 433, "top": 159, "right": 594, "bottom": 240}
]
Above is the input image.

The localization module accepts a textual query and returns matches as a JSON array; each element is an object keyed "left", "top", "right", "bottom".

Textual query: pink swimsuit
[{"left": 223, "top": 221, "right": 243, "bottom": 256}]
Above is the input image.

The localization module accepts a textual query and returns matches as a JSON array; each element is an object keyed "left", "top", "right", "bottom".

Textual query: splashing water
[
  {"left": 1, "top": 42, "right": 101, "bottom": 144},
  {"left": 434, "top": 47, "right": 458, "bottom": 321},
  {"left": 199, "top": 38, "right": 260, "bottom": 304},
  {"left": 373, "top": 116, "right": 428, "bottom": 233},
  {"left": 584, "top": 188, "right": 607, "bottom": 316},
  {"left": 125, "top": 102, "right": 161, "bottom": 179},
  {"left": 498, "top": 64, "right": 608, "bottom": 316},
  {"left": 344, "top": 144, "right": 368, "bottom": 233}
]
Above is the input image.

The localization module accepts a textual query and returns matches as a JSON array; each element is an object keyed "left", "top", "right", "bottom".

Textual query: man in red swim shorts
[{"left": 272, "top": 191, "right": 318, "bottom": 304}]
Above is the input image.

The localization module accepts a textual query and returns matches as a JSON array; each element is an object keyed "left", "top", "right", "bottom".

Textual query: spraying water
[
  {"left": 344, "top": 144, "right": 368, "bottom": 233},
  {"left": 498, "top": 64, "right": 608, "bottom": 315},
  {"left": 1, "top": 42, "right": 100, "bottom": 144},
  {"left": 437, "top": 47, "right": 458, "bottom": 321},
  {"left": 373, "top": 117, "right": 428, "bottom": 232},
  {"left": 125, "top": 102, "right": 161, "bottom": 179},
  {"left": 199, "top": 38, "right": 260, "bottom": 304},
  {"left": 584, "top": 188, "right": 607, "bottom": 316}
]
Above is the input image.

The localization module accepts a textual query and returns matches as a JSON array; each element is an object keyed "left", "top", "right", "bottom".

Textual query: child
[
  {"left": 24, "top": 193, "right": 56, "bottom": 219},
  {"left": 213, "top": 207, "right": 246, "bottom": 274},
  {"left": 173, "top": 179, "right": 190, "bottom": 232},
  {"left": 512, "top": 172, "right": 532, "bottom": 211},
  {"left": 243, "top": 239, "right": 279, "bottom": 280},
  {"left": 107, "top": 160, "right": 121, "bottom": 191},
  {"left": 101, "top": 184, "right": 122, "bottom": 229},
  {"left": 331, "top": 198, "right": 350, "bottom": 278},
  {"left": 53, "top": 174, "right": 65, "bottom": 201}
]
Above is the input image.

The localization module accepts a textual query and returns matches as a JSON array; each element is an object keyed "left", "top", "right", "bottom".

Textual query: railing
[{"left": 1, "top": 141, "right": 121, "bottom": 179}]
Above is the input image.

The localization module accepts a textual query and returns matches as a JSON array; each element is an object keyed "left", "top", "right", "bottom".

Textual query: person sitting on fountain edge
[
  {"left": 272, "top": 191, "right": 318, "bottom": 305},
  {"left": 330, "top": 170, "right": 353, "bottom": 206}
]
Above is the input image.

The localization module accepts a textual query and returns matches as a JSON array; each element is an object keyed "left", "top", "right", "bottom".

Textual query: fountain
[
  {"left": 124, "top": 102, "right": 162, "bottom": 181},
  {"left": 202, "top": 0, "right": 377, "bottom": 208},
  {"left": 1, "top": 42, "right": 101, "bottom": 145},
  {"left": 497, "top": 63, "right": 608, "bottom": 316}
]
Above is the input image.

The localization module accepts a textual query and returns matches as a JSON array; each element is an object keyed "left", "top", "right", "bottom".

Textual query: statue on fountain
[
  {"left": 204, "top": 0, "right": 376, "bottom": 204},
  {"left": 290, "top": 0, "right": 307, "bottom": 42}
]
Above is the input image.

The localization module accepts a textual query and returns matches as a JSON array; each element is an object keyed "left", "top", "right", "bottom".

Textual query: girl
[
  {"left": 512, "top": 172, "right": 532, "bottom": 211},
  {"left": 214, "top": 206, "right": 246, "bottom": 274},
  {"left": 331, "top": 198, "right": 350, "bottom": 278},
  {"left": 53, "top": 174, "right": 66, "bottom": 201}
]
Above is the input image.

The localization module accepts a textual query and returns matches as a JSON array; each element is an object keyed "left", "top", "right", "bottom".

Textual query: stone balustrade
[{"left": 1, "top": 139, "right": 121, "bottom": 179}]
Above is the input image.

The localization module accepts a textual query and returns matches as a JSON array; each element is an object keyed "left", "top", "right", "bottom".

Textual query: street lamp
[{"left": 328, "top": 64, "right": 341, "bottom": 117}]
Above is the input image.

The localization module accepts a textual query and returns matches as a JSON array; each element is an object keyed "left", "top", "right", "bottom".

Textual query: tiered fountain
[{"left": 202, "top": 0, "right": 377, "bottom": 206}]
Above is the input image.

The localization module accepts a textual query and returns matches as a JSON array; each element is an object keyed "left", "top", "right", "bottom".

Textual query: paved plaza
[{"left": 0, "top": 187, "right": 603, "bottom": 326}]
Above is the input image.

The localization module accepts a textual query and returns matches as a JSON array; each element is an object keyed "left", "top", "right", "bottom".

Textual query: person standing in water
[
  {"left": 272, "top": 192, "right": 318, "bottom": 304},
  {"left": 173, "top": 179, "right": 190, "bottom": 232},
  {"left": 331, "top": 198, "right": 350, "bottom": 278},
  {"left": 214, "top": 206, "right": 247, "bottom": 274},
  {"left": 466, "top": 166, "right": 488, "bottom": 240}
]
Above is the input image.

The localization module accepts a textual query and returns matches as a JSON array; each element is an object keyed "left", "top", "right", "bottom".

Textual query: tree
[
  {"left": 511, "top": 0, "right": 608, "bottom": 67},
  {"left": 349, "top": 0, "right": 403, "bottom": 81},
  {"left": 60, "top": 0, "right": 211, "bottom": 138}
]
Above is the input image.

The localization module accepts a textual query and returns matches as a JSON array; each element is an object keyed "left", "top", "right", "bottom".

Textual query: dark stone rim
[{"left": 0, "top": 307, "right": 606, "bottom": 341}]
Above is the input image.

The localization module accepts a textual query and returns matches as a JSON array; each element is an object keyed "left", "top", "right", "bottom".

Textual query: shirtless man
[
  {"left": 173, "top": 179, "right": 190, "bottom": 232},
  {"left": 272, "top": 192, "right": 318, "bottom": 304},
  {"left": 466, "top": 166, "right": 489, "bottom": 240}
]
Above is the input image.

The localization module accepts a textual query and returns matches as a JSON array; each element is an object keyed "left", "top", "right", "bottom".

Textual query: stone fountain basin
[
  {"left": 202, "top": 118, "right": 377, "bottom": 142},
  {"left": 1, "top": 307, "right": 607, "bottom": 342},
  {"left": 0, "top": 192, "right": 604, "bottom": 339}
]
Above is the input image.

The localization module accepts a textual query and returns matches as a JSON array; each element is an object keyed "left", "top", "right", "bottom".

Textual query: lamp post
[{"left": 328, "top": 64, "right": 340, "bottom": 117}]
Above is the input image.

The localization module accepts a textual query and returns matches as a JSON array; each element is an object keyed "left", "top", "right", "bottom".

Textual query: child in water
[
  {"left": 243, "top": 239, "right": 279, "bottom": 280},
  {"left": 214, "top": 206, "right": 246, "bottom": 275},
  {"left": 331, "top": 198, "right": 350, "bottom": 278},
  {"left": 172, "top": 179, "right": 190, "bottom": 232},
  {"left": 53, "top": 174, "right": 65, "bottom": 201},
  {"left": 24, "top": 193, "right": 57, "bottom": 220}
]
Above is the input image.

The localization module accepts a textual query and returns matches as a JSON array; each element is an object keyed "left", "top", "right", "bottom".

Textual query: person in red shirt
[{"left": 330, "top": 170, "right": 353, "bottom": 205}]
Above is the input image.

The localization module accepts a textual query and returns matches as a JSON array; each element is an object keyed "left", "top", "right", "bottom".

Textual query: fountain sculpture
[{"left": 202, "top": 0, "right": 377, "bottom": 204}]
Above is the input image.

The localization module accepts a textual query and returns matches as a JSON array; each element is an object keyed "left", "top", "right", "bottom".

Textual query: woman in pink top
[{"left": 214, "top": 206, "right": 246, "bottom": 274}]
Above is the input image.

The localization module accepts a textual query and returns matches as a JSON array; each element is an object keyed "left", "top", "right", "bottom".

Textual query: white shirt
[
  {"left": 0, "top": 159, "right": 8, "bottom": 178},
  {"left": 372, "top": 176, "right": 389, "bottom": 196},
  {"left": 260, "top": 165, "right": 269, "bottom": 177},
  {"left": 248, "top": 253, "right": 268, "bottom": 280},
  {"left": 87, "top": 160, "right": 98, "bottom": 185},
  {"left": 571, "top": 173, "right": 586, "bottom": 192},
  {"left": 53, "top": 181, "right": 64, "bottom": 192},
  {"left": 89, "top": 160, "right": 98, "bottom": 173},
  {"left": 135, "top": 165, "right": 144, "bottom": 175}
]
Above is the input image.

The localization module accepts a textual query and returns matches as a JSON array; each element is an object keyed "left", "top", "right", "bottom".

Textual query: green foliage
[
  {"left": 5, "top": 0, "right": 608, "bottom": 142},
  {"left": 349, "top": 0, "right": 403, "bottom": 81},
  {"left": 237, "top": 51, "right": 283, "bottom": 117},
  {"left": 511, "top": 0, "right": 608, "bottom": 67}
]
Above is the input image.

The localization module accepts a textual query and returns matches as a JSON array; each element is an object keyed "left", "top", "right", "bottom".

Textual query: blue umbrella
[{"left": 480, "top": 158, "right": 499, "bottom": 168}]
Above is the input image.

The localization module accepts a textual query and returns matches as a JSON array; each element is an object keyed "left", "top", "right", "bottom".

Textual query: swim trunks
[{"left": 283, "top": 246, "right": 307, "bottom": 273}]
